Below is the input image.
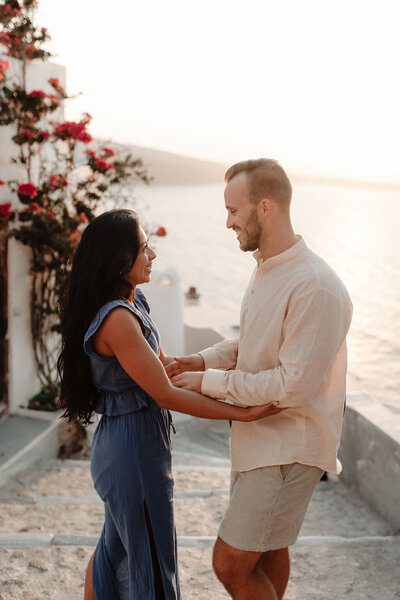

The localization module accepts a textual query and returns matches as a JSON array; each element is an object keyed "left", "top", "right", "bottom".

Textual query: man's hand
[
  {"left": 165, "top": 354, "right": 205, "bottom": 378},
  {"left": 171, "top": 371, "right": 205, "bottom": 393}
]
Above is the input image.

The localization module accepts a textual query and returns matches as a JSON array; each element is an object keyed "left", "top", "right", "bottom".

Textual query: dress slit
[{"left": 144, "top": 500, "right": 166, "bottom": 600}]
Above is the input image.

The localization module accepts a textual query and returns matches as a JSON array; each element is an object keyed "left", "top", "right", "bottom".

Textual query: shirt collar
[{"left": 253, "top": 235, "right": 306, "bottom": 269}]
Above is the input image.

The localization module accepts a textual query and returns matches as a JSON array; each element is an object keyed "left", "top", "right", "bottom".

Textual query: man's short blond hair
[{"left": 225, "top": 159, "right": 292, "bottom": 210}]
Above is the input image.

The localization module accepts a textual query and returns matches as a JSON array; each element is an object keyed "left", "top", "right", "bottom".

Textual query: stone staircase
[{"left": 0, "top": 422, "right": 399, "bottom": 599}]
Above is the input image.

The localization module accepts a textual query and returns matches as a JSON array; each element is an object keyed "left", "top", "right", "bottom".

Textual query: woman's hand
[
  {"left": 241, "top": 402, "right": 284, "bottom": 422},
  {"left": 166, "top": 354, "right": 205, "bottom": 378},
  {"left": 171, "top": 371, "right": 204, "bottom": 393}
]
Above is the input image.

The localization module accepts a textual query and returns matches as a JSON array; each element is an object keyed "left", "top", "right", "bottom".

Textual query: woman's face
[{"left": 124, "top": 225, "right": 156, "bottom": 289}]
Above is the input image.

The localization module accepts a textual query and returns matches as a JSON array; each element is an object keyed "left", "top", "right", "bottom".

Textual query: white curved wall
[
  {"left": 140, "top": 267, "right": 184, "bottom": 356},
  {"left": 0, "top": 56, "right": 66, "bottom": 412}
]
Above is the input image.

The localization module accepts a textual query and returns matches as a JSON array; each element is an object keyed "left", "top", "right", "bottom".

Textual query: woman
[{"left": 57, "top": 209, "right": 281, "bottom": 600}]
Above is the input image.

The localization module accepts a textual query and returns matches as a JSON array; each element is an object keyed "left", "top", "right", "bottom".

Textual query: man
[{"left": 168, "top": 159, "right": 352, "bottom": 600}]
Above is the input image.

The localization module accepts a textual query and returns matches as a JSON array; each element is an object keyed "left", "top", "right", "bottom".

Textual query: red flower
[
  {"left": 18, "top": 183, "right": 38, "bottom": 200},
  {"left": 13, "top": 129, "right": 38, "bottom": 145},
  {"left": 28, "top": 202, "right": 41, "bottom": 214},
  {"left": 3, "top": 4, "right": 11, "bottom": 14},
  {"left": 48, "top": 174, "right": 68, "bottom": 190},
  {"left": 0, "top": 59, "right": 10, "bottom": 82},
  {"left": 79, "top": 212, "right": 88, "bottom": 223},
  {"left": 48, "top": 95, "right": 60, "bottom": 107},
  {"left": 41, "top": 27, "right": 47, "bottom": 34},
  {"left": 48, "top": 174, "right": 60, "bottom": 190},
  {"left": 26, "top": 44, "right": 34, "bottom": 55},
  {"left": 49, "top": 77, "right": 60, "bottom": 88},
  {"left": 28, "top": 90, "right": 46, "bottom": 98},
  {"left": 85, "top": 149, "right": 96, "bottom": 157},
  {"left": 94, "top": 158, "right": 115, "bottom": 171},
  {"left": 101, "top": 147, "right": 116, "bottom": 157},
  {"left": 23, "top": 128, "right": 36, "bottom": 139},
  {"left": 38, "top": 130, "right": 50, "bottom": 140},
  {"left": 76, "top": 131, "right": 92, "bottom": 143},
  {"left": 0, "top": 59, "right": 11, "bottom": 74},
  {"left": 0, "top": 180, "right": 4, "bottom": 186},
  {"left": 54, "top": 119, "right": 92, "bottom": 144},
  {"left": 0, "top": 32, "right": 11, "bottom": 46},
  {"left": 46, "top": 208, "right": 56, "bottom": 218},
  {"left": 156, "top": 226, "right": 167, "bottom": 237},
  {"left": 0, "top": 203, "right": 12, "bottom": 219}
]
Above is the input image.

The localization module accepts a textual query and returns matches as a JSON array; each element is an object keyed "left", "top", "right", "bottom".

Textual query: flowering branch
[{"left": 0, "top": 0, "right": 166, "bottom": 409}]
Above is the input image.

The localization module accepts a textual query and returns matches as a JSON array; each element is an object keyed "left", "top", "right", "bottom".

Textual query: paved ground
[{"left": 0, "top": 418, "right": 399, "bottom": 599}]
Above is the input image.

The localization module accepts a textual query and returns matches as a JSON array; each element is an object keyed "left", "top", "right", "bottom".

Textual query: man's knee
[
  {"left": 212, "top": 537, "right": 257, "bottom": 588},
  {"left": 212, "top": 538, "right": 232, "bottom": 584}
]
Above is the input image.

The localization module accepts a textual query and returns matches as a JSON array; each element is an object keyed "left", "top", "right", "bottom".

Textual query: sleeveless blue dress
[{"left": 84, "top": 290, "right": 180, "bottom": 599}]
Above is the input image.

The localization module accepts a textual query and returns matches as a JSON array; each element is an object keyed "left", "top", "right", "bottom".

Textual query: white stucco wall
[
  {"left": 0, "top": 55, "right": 66, "bottom": 412},
  {"left": 140, "top": 268, "right": 184, "bottom": 356}
]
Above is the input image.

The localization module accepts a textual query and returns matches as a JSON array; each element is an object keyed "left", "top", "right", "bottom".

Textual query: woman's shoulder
[
  {"left": 84, "top": 300, "right": 133, "bottom": 344},
  {"left": 84, "top": 295, "right": 153, "bottom": 349}
]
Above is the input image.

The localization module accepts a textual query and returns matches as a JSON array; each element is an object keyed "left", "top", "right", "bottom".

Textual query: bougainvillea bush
[{"left": 0, "top": 0, "right": 164, "bottom": 409}]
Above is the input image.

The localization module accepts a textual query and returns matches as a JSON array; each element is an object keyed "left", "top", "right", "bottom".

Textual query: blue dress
[{"left": 84, "top": 290, "right": 180, "bottom": 600}]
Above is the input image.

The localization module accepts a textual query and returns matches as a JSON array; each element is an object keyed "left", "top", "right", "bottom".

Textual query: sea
[{"left": 131, "top": 181, "right": 400, "bottom": 414}]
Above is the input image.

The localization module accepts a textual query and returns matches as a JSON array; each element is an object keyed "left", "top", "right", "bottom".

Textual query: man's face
[{"left": 224, "top": 172, "right": 261, "bottom": 252}]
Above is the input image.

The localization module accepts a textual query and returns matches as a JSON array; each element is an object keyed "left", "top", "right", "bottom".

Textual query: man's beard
[{"left": 238, "top": 209, "right": 262, "bottom": 252}]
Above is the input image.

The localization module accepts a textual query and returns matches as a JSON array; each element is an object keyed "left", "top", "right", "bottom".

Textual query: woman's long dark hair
[{"left": 57, "top": 209, "right": 141, "bottom": 424}]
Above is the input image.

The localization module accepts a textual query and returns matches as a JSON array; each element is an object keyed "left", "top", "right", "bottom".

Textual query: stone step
[
  {"left": 0, "top": 415, "right": 59, "bottom": 488},
  {"left": 60, "top": 459, "right": 232, "bottom": 470},
  {"left": 0, "top": 458, "right": 393, "bottom": 541},
  {"left": 0, "top": 458, "right": 232, "bottom": 501},
  {"left": 0, "top": 457, "right": 398, "bottom": 600},
  {"left": 0, "top": 483, "right": 392, "bottom": 539},
  {"left": 1, "top": 536, "right": 399, "bottom": 599},
  {"left": 0, "top": 531, "right": 397, "bottom": 549},
  {"left": 0, "top": 488, "right": 230, "bottom": 504}
]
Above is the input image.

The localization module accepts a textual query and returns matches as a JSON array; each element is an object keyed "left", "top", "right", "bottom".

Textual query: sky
[{"left": 35, "top": 0, "right": 400, "bottom": 183}]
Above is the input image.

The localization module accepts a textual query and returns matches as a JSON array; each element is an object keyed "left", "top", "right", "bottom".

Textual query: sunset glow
[{"left": 36, "top": 0, "right": 400, "bottom": 183}]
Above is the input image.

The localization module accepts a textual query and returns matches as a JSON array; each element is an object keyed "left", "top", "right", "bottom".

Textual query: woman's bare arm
[{"left": 97, "top": 307, "right": 282, "bottom": 422}]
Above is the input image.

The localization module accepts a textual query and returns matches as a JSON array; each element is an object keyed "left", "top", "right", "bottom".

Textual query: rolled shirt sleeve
[{"left": 201, "top": 286, "right": 352, "bottom": 408}]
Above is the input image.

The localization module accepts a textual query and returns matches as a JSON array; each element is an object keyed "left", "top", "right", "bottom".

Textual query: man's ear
[{"left": 257, "top": 198, "right": 273, "bottom": 217}]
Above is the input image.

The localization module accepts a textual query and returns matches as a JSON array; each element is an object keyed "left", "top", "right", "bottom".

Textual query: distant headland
[{"left": 97, "top": 141, "right": 400, "bottom": 190}]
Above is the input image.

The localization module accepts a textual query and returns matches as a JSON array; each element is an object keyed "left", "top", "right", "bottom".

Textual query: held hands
[
  {"left": 171, "top": 371, "right": 204, "bottom": 393},
  {"left": 167, "top": 354, "right": 205, "bottom": 393},
  {"left": 165, "top": 353, "right": 205, "bottom": 378},
  {"left": 167, "top": 353, "right": 285, "bottom": 422}
]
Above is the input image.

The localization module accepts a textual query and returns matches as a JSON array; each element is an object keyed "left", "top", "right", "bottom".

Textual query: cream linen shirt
[{"left": 199, "top": 238, "right": 352, "bottom": 474}]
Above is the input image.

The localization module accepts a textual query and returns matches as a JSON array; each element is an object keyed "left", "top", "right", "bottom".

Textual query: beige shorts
[{"left": 218, "top": 463, "right": 324, "bottom": 552}]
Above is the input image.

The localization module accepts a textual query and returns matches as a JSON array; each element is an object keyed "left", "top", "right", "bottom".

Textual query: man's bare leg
[
  {"left": 213, "top": 536, "right": 278, "bottom": 600},
  {"left": 258, "top": 547, "right": 290, "bottom": 600},
  {"left": 84, "top": 552, "right": 95, "bottom": 600}
]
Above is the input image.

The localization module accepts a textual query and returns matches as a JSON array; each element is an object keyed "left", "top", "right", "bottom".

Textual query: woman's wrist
[{"left": 230, "top": 404, "right": 248, "bottom": 421}]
